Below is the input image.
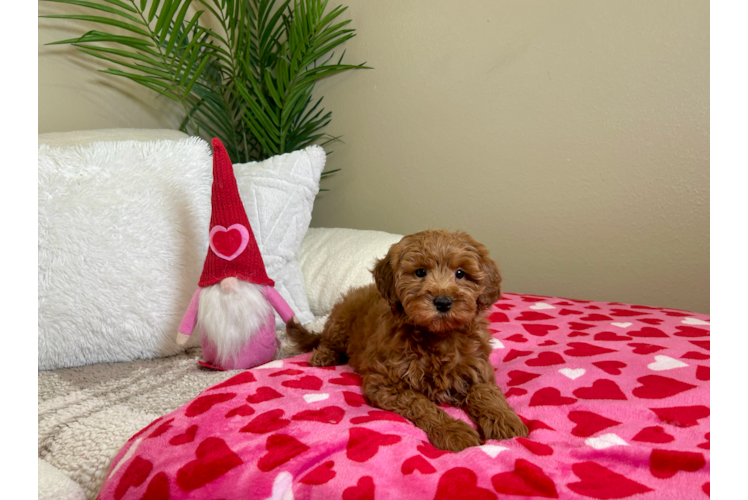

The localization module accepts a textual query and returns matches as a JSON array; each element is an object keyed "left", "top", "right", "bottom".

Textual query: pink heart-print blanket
[{"left": 97, "top": 293, "right": 710, "bottom": 500}]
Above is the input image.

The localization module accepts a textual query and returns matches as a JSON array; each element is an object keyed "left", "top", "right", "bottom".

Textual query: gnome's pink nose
[{"left": 220, "top": 277, "right": 240, "bottom": 293}]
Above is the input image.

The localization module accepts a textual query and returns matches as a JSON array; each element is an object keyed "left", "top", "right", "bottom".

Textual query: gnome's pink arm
[
  {"left": 178, "top": 288, "right": 202, "bottom": 337},
  {"left": 262, "top": 285, "right": 295, "bottom": 323}
]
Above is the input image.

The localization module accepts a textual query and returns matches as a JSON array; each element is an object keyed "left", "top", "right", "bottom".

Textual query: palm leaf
[{"left": 42, "top": 0, "right": 370, "bottom": 176}]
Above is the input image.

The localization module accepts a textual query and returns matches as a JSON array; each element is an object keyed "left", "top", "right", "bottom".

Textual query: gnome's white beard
[{"left": 197, "top": 280, "right": 273, "bottom": 366}]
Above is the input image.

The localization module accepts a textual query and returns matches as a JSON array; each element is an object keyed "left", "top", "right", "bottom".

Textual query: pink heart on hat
[{"left": 209, "top": 224, "right": 249, "bottom": 261}]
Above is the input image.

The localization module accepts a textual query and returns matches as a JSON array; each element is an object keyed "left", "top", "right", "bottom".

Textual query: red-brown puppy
[{"left": 287, "top": 229, "right": 528, "bottom": 451}]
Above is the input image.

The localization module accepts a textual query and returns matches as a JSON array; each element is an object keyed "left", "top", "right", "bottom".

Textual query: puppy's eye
[
  {"left": 455, "top": 270, "right": 466, "bottom": 279},
  {"left": 415, "top": 269, "right": 427, "bottom": 278}
]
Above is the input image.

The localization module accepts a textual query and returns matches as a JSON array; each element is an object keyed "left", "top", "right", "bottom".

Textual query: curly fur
[{"left": 287, "top": 229, "right": 528, "bottom": 451}]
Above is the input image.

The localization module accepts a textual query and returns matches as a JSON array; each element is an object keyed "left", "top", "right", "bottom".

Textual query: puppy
[{"left": 287, "top": 229, "right": 528, "bottom": 451}]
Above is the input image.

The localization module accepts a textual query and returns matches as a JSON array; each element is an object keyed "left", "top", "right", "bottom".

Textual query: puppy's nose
[{"left": 433, "top": 296, "right": 453, "bottom": 312}]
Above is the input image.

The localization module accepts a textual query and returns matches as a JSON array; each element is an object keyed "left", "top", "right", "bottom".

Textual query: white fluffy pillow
[
  {"left": 298, "top": 227, "right": 404, "bottom": 317},
  {"left": 38, "top": 133, "right": 322, "bottom": 370}
]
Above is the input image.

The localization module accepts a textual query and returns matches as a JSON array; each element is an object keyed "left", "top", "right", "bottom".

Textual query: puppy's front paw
[
  {"left": 478, "top": 409, "right": 529, "bottom": 440},
  {"left": 428, "top": 419, "right": 482, "bottom": 452},
  {"left": 309, "top": 346, "right": 341, "bottom": 367}
]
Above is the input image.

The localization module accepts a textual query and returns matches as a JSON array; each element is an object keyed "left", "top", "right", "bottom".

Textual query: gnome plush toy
[{"left": 176, "top": 138, "right": 297, "bottom": 370}]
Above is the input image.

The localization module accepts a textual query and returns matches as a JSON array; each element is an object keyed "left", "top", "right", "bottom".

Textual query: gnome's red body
[{"left": 177, "top": 139, "right": 296, "bottom": 370}]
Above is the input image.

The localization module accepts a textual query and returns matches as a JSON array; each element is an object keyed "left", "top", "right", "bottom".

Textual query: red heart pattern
[
  {"left": 168, "top": 425, "right": 198, "bottom": 446},
  {"left": 592, "top": 360, "right": 627, "bottom": 375},
  {"left": 176, "top": 437, "right": 242, "bottom": 491},
  {"left": 184, "top": 393, "right": 236, "bottom": 417},
  {"left": 573, "top": 379, "right": 627, "bottom": 400},
  {"left": 346, "top": 427, "right": 401, "bottom": 462},
  {"left": 342, "top": 476, "right": 376, "bottom": 500},
  {"left": 632, "top": 375, "right": 696, "bottom": 399},
  {"left": 632, "top": 426, "right": 675, "bottom": 444},
  {"left": 257, "top": 434, "right": 309, "bottom": 472},
  {"left": 291, "top": 406, "right": 345, "bottom": 425},
  {"left": 491, "top": 459, "right": 558, "bottom": 498},
  {"left": 350, "top": 410, "right": 408, "bottom": 425},
  {"left": 98, "top": 293, "right": 709, "bottom": 500},
  {"left": 245, "top": 386, "right": 284, "bottom": 404},
  {"left": 650, "top": 449, "right": 705, "bottom": 479},
  {"left": 140, "top": 471, "right": 169, "bottom": 500},
  {"left": 507, "top": 370, "right": 541, "bottom": 387},
  {"left": 568, "top": 411, "right": 621, "bottom": 437},
  {"left": 239, "top": 409, "right": 290, "bottom": 434},
  {"left": 114, "top": 456, "right": 152, "bottom": 500},
  {"left": 529, "top": 387, "right": 577, "bottom": 406},
  {"left": 567, "top": 461, "right": 653, "bottom": 498},
  {"left": 300, "top": 461, "right": 336, "bottom": 485},
  {"left": 401, "top": 454, "right": 437, "bottom": 475},
  {"left": 281, "top": 375, "right": 324, "bottom": 391},
  {"left": 525, "top": 352, "right": 565, "bottom": 366},
  {"left": 435, "top": 468, "right": 496, "bottom": 500}
]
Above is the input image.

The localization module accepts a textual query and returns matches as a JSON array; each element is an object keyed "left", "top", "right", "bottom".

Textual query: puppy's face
[{"left": 374, "top": 230, "right": 502, "bottom": 333}]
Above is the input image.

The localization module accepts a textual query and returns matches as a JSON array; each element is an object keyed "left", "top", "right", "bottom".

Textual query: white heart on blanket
[
  {"left": 647, "top": 355, "right": 688, "bottom": 371},
  {"left": 256, "top": 360, "right": 284, "bottom": 369},
  {"left": 611, "top": 322, "right": 633, "bottom": 328},
  {"left": 682, "top": 317, "right": 709, "bottom": 326},
  {"left": 530, "top": 303, "right": 556, "bottom": 310},
  {"left": 265, "top": 471, "right": 294, "bottom": 500},
  {"left": 585, "top": 433, "right": 628, "bottom": 450},
  {"left": 303, "top": 393, "right": 330, "bottom": 403},
  {"left": 559, "top": 368, "right": 586, "bottom": 380},
  {"left": 480, "top": 444, "right": 509, "bottom": 458},
  {"left": 490, "top": 338, "right": 505, "bottom": 349}
]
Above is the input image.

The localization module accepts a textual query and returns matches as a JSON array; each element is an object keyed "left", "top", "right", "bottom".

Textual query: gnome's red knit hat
[{"left": 198, "top": 138, "right": 274, "bottom": 288}]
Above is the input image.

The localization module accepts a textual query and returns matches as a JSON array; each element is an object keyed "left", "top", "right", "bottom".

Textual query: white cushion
[
  {"left": 38, "top": 459, "right": 86, "bottom": 500},
  {"left": 38, "top": 131, "right": 322, "bottom": 369},
  {"left": 38, "top": 128, "right": 188, "bottom": 148},
  {"left": 298, "top": 227, "right": 404, "bottom": 317}
]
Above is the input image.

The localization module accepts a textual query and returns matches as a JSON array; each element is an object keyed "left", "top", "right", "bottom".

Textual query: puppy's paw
[
  {"left": 310, "top": 346, "right": 341, "bottom": 367},
  {"left": 428, "top": 419, "right": 482, "bottom": 452},
  {"left": 478, "top": 409, "right": 529, "bottom": 440}
]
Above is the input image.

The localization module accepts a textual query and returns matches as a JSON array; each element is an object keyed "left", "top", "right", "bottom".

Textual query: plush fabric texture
[
  {"left": 37, "top": 331, "right": 328, "bottom": 500},
  {"left": 38, "top": 136, "right": 212, "bottom": 370},
  {"left": 38, "top": 458, "right": 87, "bottom": 500},
  {"left": 297, "top": 227, "right": 403, "bottom": 317},
  {"left": 38, "top": 347, "right": 240, "bottom": 500},
  {"left": 198, "top": 139, "right": 273, "bottom": 288},
  {"left": 96, "top": 293, "right": 710, "bottom": 500},
  {"left": 39, "top": 133, "right": 322, "bottom": 370}
]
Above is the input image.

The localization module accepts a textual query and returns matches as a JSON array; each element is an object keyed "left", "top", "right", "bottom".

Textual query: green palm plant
[{"left": 42, "top": 0, "right": 368, "bottom": 171}]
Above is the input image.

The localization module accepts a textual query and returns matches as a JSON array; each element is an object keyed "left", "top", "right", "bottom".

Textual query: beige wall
[
  {"left": 38, "top": 1, "right": 709, "bottom": 313},
  {"left": 39, "top": 2, "right": 182, "bottom": 133},
  {"left": 312, "top": 0, "right": 709, "bottom": 313}
]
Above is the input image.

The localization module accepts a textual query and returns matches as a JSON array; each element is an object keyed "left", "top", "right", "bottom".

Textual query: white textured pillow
[
  {"left": 38, "top": 133, "right": 322, "bottom": 370},
  {"left": 298, "top": 227, "right": 404, "bottom": 317},
  {"left": 233, "top": 147, "right": 325, "bottom": 328}
]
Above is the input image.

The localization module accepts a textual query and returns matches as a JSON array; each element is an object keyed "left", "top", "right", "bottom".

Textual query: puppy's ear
[
  {"left": 373, "top": 249, "right": 399, "bottom": 310},
  {"left": 470, "top": 239, "right": 502, "bottom": 312}
]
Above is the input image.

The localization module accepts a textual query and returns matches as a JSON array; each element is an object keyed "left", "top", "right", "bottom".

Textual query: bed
[
  {"left": 38, "top": 130, "right": 709, "bottom": 500},
  {"left": 90, "top": 292, "right": 709, "bottom": 500}
]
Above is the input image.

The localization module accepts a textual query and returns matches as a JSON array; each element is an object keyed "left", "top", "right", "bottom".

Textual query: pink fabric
[
  {"left": 178, "top": 289, "right": 201, "bottom": 336},
  {"left": 201, "top": 321, "right": 278, "bottom": 371},
  {"left": 98, "top": 293, "right": 710, "bottom": 500}
]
